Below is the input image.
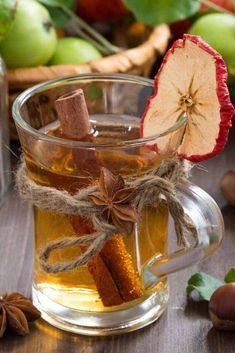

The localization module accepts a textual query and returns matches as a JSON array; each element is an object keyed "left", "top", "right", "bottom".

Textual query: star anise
[
  {"left": 89, "top": 168, "right": 138, "bottom": 234},
  {"left": 0, "top": 292, "right": 41, "bottom": 338}
]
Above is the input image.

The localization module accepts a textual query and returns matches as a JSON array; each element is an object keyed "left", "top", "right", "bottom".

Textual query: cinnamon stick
[
  {"left": 55, "top": 89, "right": 91, "bottom": 140},
  {"left": 100, "top": 235, "right": 142, "bottom": 301},
  {"left": 54, "top": 89, "right": 142, "bottom": 306},
  {"left": 55, "top": 89, "right": 100, "bottom": 178}
]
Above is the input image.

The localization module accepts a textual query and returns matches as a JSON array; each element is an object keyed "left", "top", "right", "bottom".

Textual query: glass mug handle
[{"left": 142, "top": 183, "right": 224, "bottom": 289}]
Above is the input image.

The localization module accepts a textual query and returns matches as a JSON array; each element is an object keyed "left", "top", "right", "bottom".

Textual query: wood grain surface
[{"left": 0, "top": 126, "right": 235, "bottom": 353}]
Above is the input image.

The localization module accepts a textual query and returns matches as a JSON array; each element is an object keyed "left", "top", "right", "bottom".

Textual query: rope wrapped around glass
[{"left": 13, "top": 74, "right": 224, "bottom": 335}]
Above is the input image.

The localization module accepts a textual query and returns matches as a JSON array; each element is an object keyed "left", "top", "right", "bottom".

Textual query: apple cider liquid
[{"left": 24, "top": 115, "right": 168, "bottom": 312}]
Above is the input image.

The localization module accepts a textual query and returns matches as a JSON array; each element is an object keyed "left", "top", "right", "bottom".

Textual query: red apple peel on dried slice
[{"left": 140, "top": 34, "right": 235, "bottom": 162}]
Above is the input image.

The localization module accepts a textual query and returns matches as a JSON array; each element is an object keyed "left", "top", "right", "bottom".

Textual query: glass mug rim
[{"left": 12, "top": 73, "right": 187, "bottom": 149}]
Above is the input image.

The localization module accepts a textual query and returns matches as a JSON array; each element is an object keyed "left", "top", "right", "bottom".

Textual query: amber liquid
[{"left": 24, "top": 115, "right": 169, "bottom": 312}]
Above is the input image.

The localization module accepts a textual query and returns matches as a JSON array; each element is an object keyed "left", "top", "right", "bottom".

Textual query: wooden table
[{"left": 1, "top": 127, "right": 235, "bottom": 353}]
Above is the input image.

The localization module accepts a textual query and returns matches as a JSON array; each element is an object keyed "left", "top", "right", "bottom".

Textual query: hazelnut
[
  {"left": 209, "top": 283, "right": 235, "bottom": 330},
  {"left": 220, "top": 170, "right": 235, "bottom": 206}
]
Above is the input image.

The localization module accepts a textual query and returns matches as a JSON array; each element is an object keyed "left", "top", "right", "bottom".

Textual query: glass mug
[
  {"left": 12, "top": 74, "right": 224, "bottom": 336},
  {"left": 0, "top": 56, "right": 11, "bottom": 206}
]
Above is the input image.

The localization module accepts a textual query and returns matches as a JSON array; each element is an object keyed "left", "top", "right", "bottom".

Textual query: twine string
[{"left": 16, "top": 158, "right": 198, "bottom": 274}]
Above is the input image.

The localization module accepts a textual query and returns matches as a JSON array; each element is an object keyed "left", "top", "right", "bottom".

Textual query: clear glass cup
[
  {"left": 0, "top": 56, "right": 10, "bottom": 206},
  {"left": 12, "top": 74, "right": 224, "bottom": 336}
]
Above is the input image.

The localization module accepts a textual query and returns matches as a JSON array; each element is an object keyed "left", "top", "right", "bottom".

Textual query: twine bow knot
[{"left": 16, "top": 158, "right": 198, "bottom": 274}]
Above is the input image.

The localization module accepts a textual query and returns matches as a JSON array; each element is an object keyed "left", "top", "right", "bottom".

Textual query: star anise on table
[
  {"left": 89, "top": 168, "right": 138, "bottom": 234},
  {"left": 0, "top": 292, "right": 41, "bottom": 338}
]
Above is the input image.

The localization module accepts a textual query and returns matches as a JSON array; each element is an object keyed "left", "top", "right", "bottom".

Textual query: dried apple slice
[{"left": 140, "top": 34, "right": 234, "bottom": 162}]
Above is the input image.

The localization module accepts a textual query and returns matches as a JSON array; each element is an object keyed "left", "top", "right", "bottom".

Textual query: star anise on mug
[
  {"left": 0, "top": 292, "right": 41, "bottom": 338},
  {"left": 89, "top": 168, "right": 138, "bottom": 234}
]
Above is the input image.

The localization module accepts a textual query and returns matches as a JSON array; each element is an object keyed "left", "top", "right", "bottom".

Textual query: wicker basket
[{"left": 7, "top": 24, "right": 170, "bottom": 139}]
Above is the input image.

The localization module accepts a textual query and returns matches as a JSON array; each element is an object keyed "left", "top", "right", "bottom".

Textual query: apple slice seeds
[{"left": 140, "top": 34, "right": 234, "bottom": 162}]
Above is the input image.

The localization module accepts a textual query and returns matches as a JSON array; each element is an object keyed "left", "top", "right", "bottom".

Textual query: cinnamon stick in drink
[
  {"left": 55, "top": 89, "right": 100, "bottom": 178},
  {"left": 54, "top": 89, "right": 142, "bottom": 306}
]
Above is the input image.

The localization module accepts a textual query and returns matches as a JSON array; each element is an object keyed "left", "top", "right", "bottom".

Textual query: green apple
[
  {"left": 189, "top": 13, "right": 235, "bottom": 68},
  {"left": 0, "top": 0, "right": 17, "bottom": 41},
  {"left": 48, "top": 37, "right": 102, "bottom": 65},
  {"left": 0, "top": 0, "right": 57, "bottom": 68}
]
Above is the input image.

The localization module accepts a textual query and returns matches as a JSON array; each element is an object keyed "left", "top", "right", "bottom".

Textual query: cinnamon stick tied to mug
[{"left": 54, "top": 89, "right": 142, "bottom": 307}]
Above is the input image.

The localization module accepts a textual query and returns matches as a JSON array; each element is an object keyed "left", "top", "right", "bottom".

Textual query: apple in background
[
  {"left": 0, "top": 0, "right": 17, "bottom": 41},
  {"left": 200, "top": 0, "right": 235, "bottom": 12},
  {"left": 76, "top": 0, "right": 130, "bottom": 22},
  {"left": 0, "top": 0, "right": 57, "bottom": 68},
  {"left": 48, "top": 38, "right": 102, "bottom": 65},
  {"left": 189, "top": 13, "right": 235, "bottom": 70}
]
